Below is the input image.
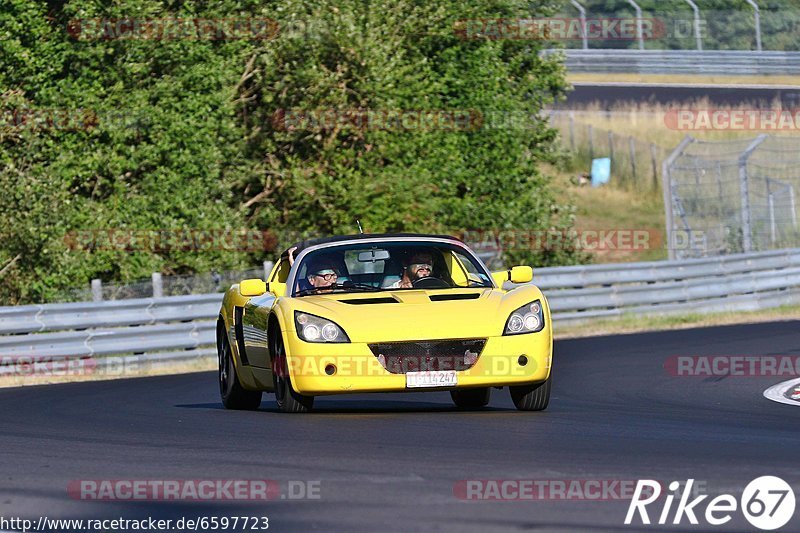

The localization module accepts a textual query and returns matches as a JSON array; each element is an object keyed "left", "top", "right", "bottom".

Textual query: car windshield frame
[{"left": 287, "top": 237, "right": 495, "bottom": 297}]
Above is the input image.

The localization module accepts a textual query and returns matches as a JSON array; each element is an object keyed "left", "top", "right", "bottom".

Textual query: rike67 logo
[{"left": 625, "top": 477, "right": 795, "bottom": 530}]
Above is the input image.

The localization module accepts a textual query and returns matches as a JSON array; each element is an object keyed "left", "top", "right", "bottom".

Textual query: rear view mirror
[
  {"left": 240, "top": 278, "right": 267, "bottom": 297},
  {"left": 358, "top": 249, "right": 390, "bottom": 262}
]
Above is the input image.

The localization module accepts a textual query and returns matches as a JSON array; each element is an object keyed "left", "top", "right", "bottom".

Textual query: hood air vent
[
  {"left": 340, "top": 297, "right": 399, "bottom": 305},
  {"left": 429, "top": 293, "right": 481, "bottom": 302}
]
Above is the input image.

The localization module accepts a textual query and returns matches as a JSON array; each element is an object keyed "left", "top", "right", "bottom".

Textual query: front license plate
[{"left": 406, "top": 370, "right": 457, "bottom": 388}]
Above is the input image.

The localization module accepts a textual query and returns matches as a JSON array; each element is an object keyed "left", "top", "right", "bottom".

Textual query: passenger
[{"left": 385, "top": 251, "right": 436, "bottom": 289}]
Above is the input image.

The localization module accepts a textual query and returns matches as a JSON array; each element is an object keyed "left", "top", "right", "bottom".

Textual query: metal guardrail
[
  {"left": 0, "top": 321, "right": 215, "bottom": 358},
  {"left": 543, "top": 49, "right": 800, "bottom": 75},
  {"left": 534, "top": 248, "right": 800, "bottom": 289},
  {"left": 1, "top": 248, "right": 799, "bottom": 372},
  {"left": 533, "top": 248, "right": 800, "bottom": 323},
  {"left": 0, "top": 294, "right": 220, "bottom": 335}
]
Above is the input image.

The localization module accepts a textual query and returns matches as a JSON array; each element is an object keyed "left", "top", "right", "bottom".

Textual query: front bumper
[{"left": 284, "top": 332, "right": 552, "bottom": 395}]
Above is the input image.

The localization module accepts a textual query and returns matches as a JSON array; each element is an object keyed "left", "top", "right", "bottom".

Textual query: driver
[
  {"left": 305, "top": 258, "right": 339, "bottom": 293},
  {"left": 385, "top": 251, "right": 435, "bottom": 289}
]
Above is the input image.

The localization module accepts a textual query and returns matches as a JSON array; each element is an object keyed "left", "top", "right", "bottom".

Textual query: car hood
[{"left": 285, "top": 288, "right": 537, "bottom": 342}]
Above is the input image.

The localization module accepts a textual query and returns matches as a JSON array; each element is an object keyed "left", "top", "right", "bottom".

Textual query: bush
[{"left": 0, "top": 0, "right": 581, "bottom": 304}]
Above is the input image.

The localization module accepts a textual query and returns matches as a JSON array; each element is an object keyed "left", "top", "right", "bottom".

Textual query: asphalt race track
[
  {"left": 2, "top": 320, "right": 799, "bottom": 532},
  {"left": 564, "top": 83, "right": 800, "bottom": 108}
]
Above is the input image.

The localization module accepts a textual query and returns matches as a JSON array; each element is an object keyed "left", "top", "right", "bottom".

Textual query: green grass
[
  {"left": 545, "top": 162, "right": 667, "bottom": 264},
  {"left": 546, "top": 99, "right": 800, "bottom": 264},
  {"left": 556, "top": 304, "right": 800, "bottom": 339},
  {"left": 550, "top": 101, "right": 800, "bottom": 152}
]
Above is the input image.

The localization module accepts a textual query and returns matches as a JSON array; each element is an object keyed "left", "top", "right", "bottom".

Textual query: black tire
[
  {"left": 218, "top": 322, "right": 262, "bottom": 410},
  {"left": 450, "top": 387, "right": 491, "bottom": 409},
  {"left": 271, "top": 329, "right": 314, "bottom": 413},
  {"left": 510, "top": 377, "right": 551, "bottom": 411}
]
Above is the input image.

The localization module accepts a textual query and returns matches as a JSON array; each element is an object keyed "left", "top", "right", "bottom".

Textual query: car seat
[{"left": 381, "top": 255, "right": 405, "bottom": 288}]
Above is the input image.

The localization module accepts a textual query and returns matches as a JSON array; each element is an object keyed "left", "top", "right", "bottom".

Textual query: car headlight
[
  {"left": 503, "top": 300, "right": 545, "bottom": 335},
  {"left": 295, "top": 312, "right": 350, "bottom": 343}
]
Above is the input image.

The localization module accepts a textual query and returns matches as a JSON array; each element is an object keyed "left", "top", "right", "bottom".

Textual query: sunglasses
[
  {"left": 409, "top": 263, "right": 432, "bottom": 271},
  {"left": 312, "top": 270, "right": 338, "bottom": 281}
]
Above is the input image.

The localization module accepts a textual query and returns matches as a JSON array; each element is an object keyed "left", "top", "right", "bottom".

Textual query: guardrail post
[
  {"left": 569, "top": 0, "right": 589, "bottom": 50},
  {"left": 745, "top": 0, "right": 762, "bottom": 52},
  {"left": 629, "top": 137, "right": 637, "bottom": 184},
  {"left": 588, "top": 124, "right": 594, "bottom": 160},
  {"left": 264, "top": 260, "right": 274, "bottom": 281},
  {"left": 738, "top": 134, "right": 768, "bottom": 253},
  {"left": 152, "top": 272, "right": 163, "bottom": 298},
  {"left": 91, "top": 279, "right": 103, "bottom": 302}
]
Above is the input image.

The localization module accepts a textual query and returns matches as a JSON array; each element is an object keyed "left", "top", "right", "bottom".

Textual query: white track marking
[{"left": 763, "top": 378, "right": 800, "bottom": 406}]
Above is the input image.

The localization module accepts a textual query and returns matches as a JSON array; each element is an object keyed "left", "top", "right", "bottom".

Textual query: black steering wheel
[{"left": 411, "top": 276, "right": 450, "bottom": 289}]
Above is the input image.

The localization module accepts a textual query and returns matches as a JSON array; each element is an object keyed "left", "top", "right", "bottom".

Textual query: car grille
[{"left": 368, "top": 339, "right": 486, "bottom": 374}]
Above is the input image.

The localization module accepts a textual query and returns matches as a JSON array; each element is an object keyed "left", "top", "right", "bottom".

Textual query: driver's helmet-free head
[
  {"left": 403, "top": 249, "right": 435, "bottom": 280},
  {"left": 305, "top": 256, "right": 340, "bottom": 281},
  {"left": 403, "top": 248, "right": 434, "bottom": 265}
]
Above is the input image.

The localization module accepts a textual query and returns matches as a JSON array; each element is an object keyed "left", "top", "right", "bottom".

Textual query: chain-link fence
[
  {"left": 550, "top": 7, "right": 800, "bottom": 52},
  {"left": 53, "top": 248, "right": 507, "bottom": 303},
  {"left": 55, "top": 266, "right": 269, "bottom": 303},
  {"left": 549, "top": 111, "right": 668, "bottom": 193},
  {"left": 664, "top": 135, "right": 800, "bottom": 259}
]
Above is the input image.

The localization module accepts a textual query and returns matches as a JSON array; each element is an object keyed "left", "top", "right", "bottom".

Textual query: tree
[
  {"left": 0, "top": 0, "right": 580, "bottom": 304},
  {"left": 235, "top": 0, "right": 580, "bottom": 266}
]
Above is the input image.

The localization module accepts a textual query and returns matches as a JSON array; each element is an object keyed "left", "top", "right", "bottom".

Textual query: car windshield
[{"left": 292, "top": 241, "right": 493, "bottom": 296}]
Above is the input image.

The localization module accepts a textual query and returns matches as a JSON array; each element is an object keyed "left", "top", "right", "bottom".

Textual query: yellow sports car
[{"left": 216, "top": 233, "right": 552, "bottom": 412}]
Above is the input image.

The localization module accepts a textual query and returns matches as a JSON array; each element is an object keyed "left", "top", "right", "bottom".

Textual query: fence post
[
  {"left": 662, "top": 163, "right": 675, "bottom": 260},
  {"left": 629, "top": 136, "right": 637, "bottom": 184},
  {"left": 91, "top": 279, "right": 103, "bottom": 302},
  {"left": 683, "top": 0, "right": 703, "bottom": 51},
  {"left": 569, "top": 112, "right": 575, "bottom": 151},
  {"left": 264, "top": 260, "right": 274, "bottom": 281},
  {"left": 768, "top": 193, "right": 776, "bottom": 245},
  {"left": 662, "top": 136, "right": 695, "bottom": 260},
  {"left": 650, "top": 143, "right": 658, "bottom": 191},
  {"left": 745, "top": 0, "right": 762, "bottom": 52},
  {"left": 152, "top": 272, "right": 163, "bottom": 298},
  {"left": 570, "top": 0, "right": 589, "bottom": 50},
  {"left": 715, "top": 162, "right": 724, "bottom": 216},
  {"left": 588, "top": 125, "right": 594, "bottom": 160},
  {"left": 738, "top": 134, "right": 768, "bottom": 253},
  {"left": 607, "top": 131, "right": 615, "bottom": 184},
  {"left": 625, "top": 0, "right": 645, "bottom": 50},
  {"left": 765, "top": 178, "right": 777, "bottom": 246},
  {"left": 608, "top": 130, "right": 614, "bottom": 161}
]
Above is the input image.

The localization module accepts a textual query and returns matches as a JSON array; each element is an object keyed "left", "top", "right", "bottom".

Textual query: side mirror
[
  {"left": 240, "top": 278, "right": 267, "bottom": 297},
  {"left": 492, "top": 266, "right": 534, "bottom": 287},
  {"left": 510, "top": 266, "right": 533, "bottom": 284}
]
